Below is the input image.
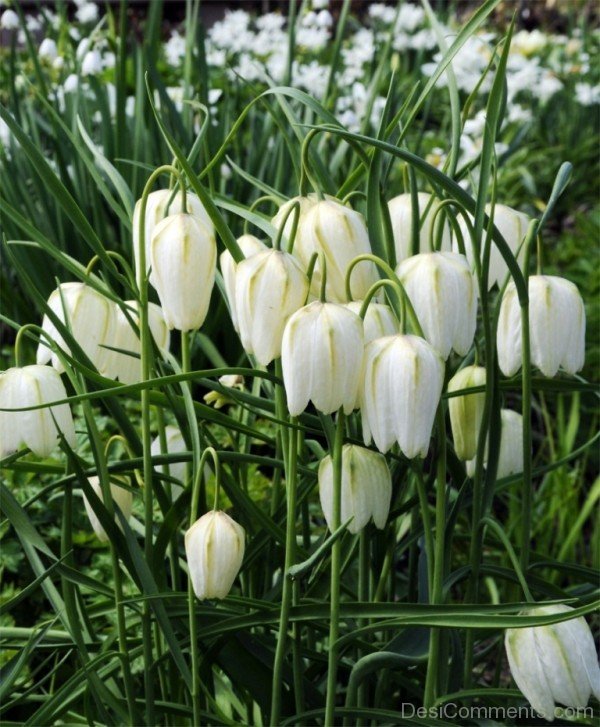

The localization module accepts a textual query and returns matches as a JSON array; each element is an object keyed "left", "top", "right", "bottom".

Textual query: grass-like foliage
[{"left": 0, "top": 1, "right": 598, "bottom": 725}]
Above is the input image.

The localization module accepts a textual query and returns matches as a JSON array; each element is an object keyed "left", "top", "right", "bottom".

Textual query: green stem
[
  {"left": 356, "top": 532, "right": 369, "bottom": 720},
  {"left": 270, "top": 416, "right": 299, "bottom": 725},
  {"left": 424, "top": 406, "right": 447, "bottom": 708},
  {"left": 324, "top": 410, "right": 345, "bottom": 726},
  {"left": 414, "top": 466, "right": 434, "bottom": 597},
  {"left": 481, "top": 517, "right": 534, "bottom": 602}
]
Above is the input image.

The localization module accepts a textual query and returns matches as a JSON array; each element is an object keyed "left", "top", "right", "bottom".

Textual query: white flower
[
  {"left": 311, "top": 0, "right": 329, "bottom": 9},
  {"left": 361, "top": 334, "right": 444, "bottom": 457},
  {"left": 220, "top": 235, "right": 267, "bottom": 331},
  {"left": 63, "top": 74, "right": 79, "bottom": 93},
  {"left": 165, "top": 31, "right": 186, "bottom": 66},
  {"left": 53, "top": 56, "right": 65, "bottom": 71},
  {"left": 103, "top": 301, "right": 170, "bottom": 384},
  {"left": 133, "top": 189, "right": 213, "bottom": 284},
  {"left": 37, "top": 282, "right": 117, "bottom": 374},
  {"left": 151, "top": 425, "right": 187, "bottom": 486},
  {"left": 448, "top": 366, "right": 486, "bottom": 462},
  {"left": 282, "top": 301, "right": 364, "bottom": 416},
  {"left": 511, "top": 29, "right": 547, "bottom": 57},
  {"left": 0, "top": 365, "right": 76, "bottom": 458},
  {"left": 81, "top": 49, "right": 103, "bottom": 76},
  {"left": 497, "top": 275, "right": 585, "bottom": 378},
  {"left": 83, "top": 476, "right": 132, "bottom": 542},
  {"left": 76, "top": 38, "right": 91, "bottom": 60},
  {"left": 295, "top": 199, "right": 378, "bottom": 302},
  {"left": 388, "top": 192, "right": 451, "bottom": 263},
  {"left": 575, "top": 82, "right": 600, "bottom": 106},
  {"left": 271, "top": 194, "right": 325, "bottom": 247},
  {"left": 345, "top": 301, "right": 398, "bottom": 344},
  {"left": 151, "top": 213, "right": 217, "bottom": 332},
  {"left": 505, "top": 604, "right": 600, "bottom": 721},
  {"left": 185, "top": 511, "right": 245, "bottom": 600},
  {"left": 0, "top": 10, "right": 19, "bottom": 30},
  {"left": 496, "top": 409, "right": 523, "bottom": 478},
  {"left": 75, "top": 2, "right": 99, "bottom": 24},
  {"left": 453, "top": 203, "right": 529, "bottom": 290},
  {"left": 397, "top": 252, "right": 477, "bottom": 359},
  {"left": 235, "top": 250, "right": 309, "bottom": 365},
  {"left": 39, "top": 38, "right": 58, "bottom": 62},
  {"left": 318, "top": 445, "right": 392, "bottom": 534}
]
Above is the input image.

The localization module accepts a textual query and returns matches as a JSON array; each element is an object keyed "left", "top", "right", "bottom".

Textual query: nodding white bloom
[
  {"left": 220, "top": 235, "right": 267, "bottom": 331},
  {"left": 318, "top": 444, "right": 392, "bottom": 534},
  {"left": 103, "top": 301, "right": 170, "bottom": 384},
  {"left": 0, "top": 365, "right": 76, "bottom": 458},
  {"left": 282, "top": 301, "right": 364, "bottom": 416},
  {"left": 0, "top": 10, "right": 19, "bottom": 31},
  {"left": 39, "top": 38, "right": 58, "bottom": 62},
  {"left": 497, "top": 409, "right": 524, "bottom": 478},
  {"left": 293, "top": 199, "right": 379, "bottom": 302},
  {"left": 185, "top": 510, "right": 245, "bottom": 600},
  {"left": 397, "top": 252, "right": 477, "bottom": 359},
  {"left": 37, "top": 282, "right": 117, "bottom": 374},
  {"left": 151, "top": 213, "right": 217, "bottom": 331},
  {"left": 505, "top": 604, "right": 600, "bottom": 721},
  {"left": 133, "top": 190, "right": 213, "bottom": 283},
  {"left": 81, "top": 49, "right": 103, "bottom": 76},
  {"left": 453, "top": 203, "right": 529, "bottom": 290},
  {"left": 388, "top": 192, "right": 451, "bottom": 263},
  {"left": 271, "top": 194, "right": 323, "bottom": 246},
  {"left": 497, "top": 275, "right": 586, "bottom": 378},
  {"left": 235, "top": 249, "right": 309, "bottom": 365},
  {"left": 345, "top": 301, "right": 398, "bottom": 344},
  {"left": 151, "top": 425, "right": 187, "bottom": 484},
  {"left": 361, "top": 335, "right": 444, "bottom": 457},
  {"left": 83, "top": 476, "right": 133, "bottom": 542},
  {"left": 448, "top": 366, "right": 486, "bottom": 461}
]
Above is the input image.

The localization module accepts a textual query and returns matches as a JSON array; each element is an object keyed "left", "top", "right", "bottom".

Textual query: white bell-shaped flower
[
  {"left": 0, "top": 365, "right": 76, "bottom": 458},
  {"left": 133, "top": 189, "right": 213, "bottom": 284},
  {"left": 220, "top": 235, "right": 267, "bottom": 331},
  {"left": 388, "top": 192, "right": 451, "bottom": 263},
  {"left": 235, "top": 249, "right": 309, "bottom": 365},
  {"left": 271, "top": 193, "right": 332, "bottom": 246},
  {"left": 345, "top": 301, "right": 398, "bottom": 344},
  {"left": 505, "top": 604, "right": 600, "bottom": 721},
  {"left": 453, "top": 203, "right": 528, "bottom": 290},
  {"left": 36, "top": 282, "right": 117, "bottom": 374},
  {"left": 396, "top": 252, "right": 477, "bottom": 359},
  {"left": 318, "top": 444, "right": 392, "bottom": 534},
  {"left": 281, "top": 301, "right": 364, "bottom": 416},
  {"left": 465, "top": 408, "right": 524, "bottom": 479},
  {"left": 448, "top": 365, "right": 486, "bottom": 461},
  {"left": 361, "top": 335, "right": 444, "bottom": 457},
  {"left": 185, "top": 510, "right": 245, "bottom": 600},
  {"left": 83, "top": 476, "right": 133, "bottom": 542},
  {"left": 497, "top": 275, "right": 585, "bottom": 378},
  {"left": 293, "top": 199, "right": 378, "bottom": 302},
  {"left": 151, "top": 425, "right": 187, "bottom": 484},
  {"left": 103, "top": 301, "right": 170, "bottom": 384},
  {"left": 151, "top": 213, "right": 217, "bottom": 331}
]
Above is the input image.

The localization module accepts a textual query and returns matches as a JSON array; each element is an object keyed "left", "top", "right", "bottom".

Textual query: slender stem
[
  {"left": 519, "top": 299, "right": 533, "bottom": 571},
  {"left": 481, "top": 517, "right": 534, "bottom": 602},
  {"left": 424, "top": 406, "right": 447, "bottom": 708},
  {"left": 356, "top": 532, "right": 369, "bottom": 718},
  {"left": 325, "top": 410, "right": 345, "bottom": 726},
  {"left": 270, "top": 416, "right": 299, "bottom": 725},
  {"left": 414, "top": 466, "right": 434, "bottom": 597}
]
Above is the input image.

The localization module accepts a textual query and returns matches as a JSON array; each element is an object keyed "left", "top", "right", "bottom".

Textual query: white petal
[
  {"left": 497, "top": 283, "right": 522, "bottom": 376},
  {"left": 505, "top": 627, "right": 556, "bottom": 720}
]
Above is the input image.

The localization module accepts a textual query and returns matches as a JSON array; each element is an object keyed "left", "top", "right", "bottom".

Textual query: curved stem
[
  {"left": 14, "top": 323, "right": 42, "bottom": 367},
  {"left": 300, "top": 128, "right": 324, "bottom": 199},
  {"left": 274, "top": 200, "right": 300, "bottom": 253},
  {"left": 481, "top": 517, "right": 534, "bottom": 602},
  {"left": 358, "top": 279, "right": 405, "bottom": 331},
  {"left": 325, "top": 410, "right": 345, "bottom": 726}
]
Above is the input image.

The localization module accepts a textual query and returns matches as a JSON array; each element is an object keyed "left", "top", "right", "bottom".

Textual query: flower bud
[
  {"left": 448, "top": 366, "right": 486, "bottom": 461},
  {"left": 318, "top": 444, "right": 392, "bottom": 534},
  {"left": 103, "top": 301, "right": 170, "bottom": 384},
  {"left": 397, "top": 252, "right": 477, "bottom": 359},
  {"left": 133, "top": 189, "right": 213, "bottom": 284},
  {"left": 151, "top": 213, "right": 217, "bottom": 331},
  {"left": 345, "top": 301, "right": 398, "bottom": 344},
  {"left": 235, "top": 249, "right": 309, "bottom": 365},
  {"left": 388, "top": 192, "right": 451, "bottom": 263},
  {"left": 282, "top": 301, "right": 364, "bottom": 416},
  {"left": 185, "top": 510, "right": 245, "bottom": 600},
  {"left": 453, "top": 203, "right": 528, "bottom": 290},
  {"left": 361, "top": 335, "right": 444, "bottom": 457},
  {"left": 505, "top": 604, "right": 600, "bottom": 721},
  {"left": 497, "top": 409, "right": 523, "bottom": 478},
  {"left": 497, "top": 275, "right": 585, "bottom": 378},
  {"left": 0, "top": 365, "right": 76, "bottom": 458},
  {"left": 36, "top": 282, "right": 117, "bottom": 374},
  {"left": 220, "top": 235, "right": 267, "bottom": 331},
  {"left": 83, "top": 476, "right": 133, "bottom": 542},
  {"left": 294, "top": 199, "right": 378, "bottom": 302}
]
